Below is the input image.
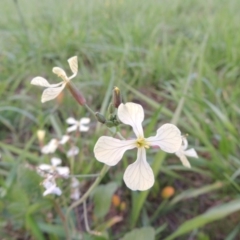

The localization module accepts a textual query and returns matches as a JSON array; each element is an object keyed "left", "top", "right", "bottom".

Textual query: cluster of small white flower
[{"left": 32, "top": 56, "right": 198, "bottom": 195}]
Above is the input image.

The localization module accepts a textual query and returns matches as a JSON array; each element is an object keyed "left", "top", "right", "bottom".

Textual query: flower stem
[
  {"left": 66, "top": 164, "right": 110, "bottom": 227},
  {"left": 54, "top": 199, "right": 70, "bottom": 239}
]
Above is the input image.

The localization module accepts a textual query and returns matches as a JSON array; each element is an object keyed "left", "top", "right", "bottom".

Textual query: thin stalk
[
  {"left": 66, "top": 164, "right": 110, "bottom": 227},
  {"left": 54, "top": 200, "right": 70, "bottom": 239}
]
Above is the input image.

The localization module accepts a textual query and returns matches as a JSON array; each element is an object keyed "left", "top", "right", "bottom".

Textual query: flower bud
[
  {"left": 113, "top": 87, "right": 122, "bottom": 108},
  {"left": 66, "top": 82, "right": 86, "bottom": 106},
  {"left": 108, "top": 103, "right": 115, "bottom": 114},
  {"left": 95, "top": 112, "right": 106, "bottom": 124},
  {"left": 37, "top": 130, "right": 45, "bottom": 142}
]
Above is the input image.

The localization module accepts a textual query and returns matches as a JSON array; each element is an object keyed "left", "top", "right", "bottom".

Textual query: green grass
[{"left": 0, "top": 0, "right": 240, "bottom": 239}]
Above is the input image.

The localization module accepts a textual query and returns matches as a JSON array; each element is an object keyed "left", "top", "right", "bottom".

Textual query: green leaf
[
  {"left": 92, "top": 182, "right": 118, "bottom": 218},
  {"left": 164, "top": 198, "right": 240, "bottom": 240},
  {"left": 122, "top": 227, "right": 155, "bottom": 240}
]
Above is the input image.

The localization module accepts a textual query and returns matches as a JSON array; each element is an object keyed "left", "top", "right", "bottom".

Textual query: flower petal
[
  {"left": 31, "top": 77, "right": 51, "bottom": 87},
  {"left": 184, "top": 148, "right": 198, "bottom": 158},
  {"left": 42, "top": 178, "right": 62, "bottom": 196},
  {"left": 182, "top": 138, "right": 188, "bottom": 150},
  {"left": 59, "top": 135, "right": 70, "bottom": 145},
  {"left": 67, "top": 146, "right": 79, "bottom": 157},
  {"left": 79, "top": 125, "right": 89, "bottom": 132},
  {"left": 147, "top": 124, "right": 182, "bottom": 153},
  {"left": 94, "top": 136, "right": 136, "bottom": 166},
  {"left": 118, "top": 102, "right": 144, "bottom": 137},
  {"left": 66, "top": 117, "right": 77, "bottom": 125},
  {"left": 80, "top": 118, "right": 90, "bottom": 125},
  {"left": 56, "top": 167, "right": 70, "bottom": 178},
  {"left": 68, "top": 56, "right": 78, "bottom": 74},
  {"left": 123, "top": 148, "right": 154, "bottom": 191},
  {"left": 41, "top": 139, "right": 58, "bottom": 154},
  {"left": 178, "top": 154, "right": 191, "bottom": 168},
  {"left": 67, "top": 125, "right": 78, "bottom": 133},
  {"left": 51, "top": 157, "right": 62, "bottom": 166},
  {"left": 52, "top": 67, "right": 68, "bottom": 81},
  {"left": 41, "top": 84, "right": 66, "bottom": 103},
  {"left": 37, "top": 164, "right": 52, "bottom": 176}
]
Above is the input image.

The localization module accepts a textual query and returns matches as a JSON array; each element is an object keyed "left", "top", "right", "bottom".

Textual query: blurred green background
[{"left": 0, "top": 0, "right": 240, "bottom": 239}]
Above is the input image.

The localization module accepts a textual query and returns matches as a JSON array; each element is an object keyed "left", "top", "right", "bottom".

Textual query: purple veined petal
[
  {"left": 184, "top": 148, "right": 198, "bottom": 158},
  {"left": 117, "top": 102, "right": 144, "bottom": 138},
  {"left": 146, "top": 124, "right": 182, "bottom": 153},
  {"left": 123, "top": 148, "right": 154, "bottom": 191},
  {"left": 94, "top": 136, "right": 136, "bottom": 166},
  {"left": 41, "top": 83, "right": 66, "bottom": 103}
]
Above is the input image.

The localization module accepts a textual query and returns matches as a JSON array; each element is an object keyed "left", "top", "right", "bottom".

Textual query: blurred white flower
[
  {"left": 38, "top": 157, "right": 70, "bottom": 178},
  {"left": 94, "top": 102, "right": 182, "bottom": 191},
  {"left": 41, "top": 135, "right": 70, "bottom": 154},
  {"left": 67, "top": 146, "right": 79, "bottom": 157},
  {"left": 70, "top": 177, "right": 80, "bottom": 200},
  {"left": 66, "top": 117, "right": 90, "bottom": 133},
  {"left": 175, "top": 138, "right": 198, "bottom": 168},
  {"left": 31, "top": 56, "right": 78, "bottom": 103},
  {"left": 42, "top": 177, "right": 62, "bottom": 196}
]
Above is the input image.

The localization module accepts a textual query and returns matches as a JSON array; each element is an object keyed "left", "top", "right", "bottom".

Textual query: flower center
[{"left": 136, "top": 137, "right": 149, "bottom": 149}]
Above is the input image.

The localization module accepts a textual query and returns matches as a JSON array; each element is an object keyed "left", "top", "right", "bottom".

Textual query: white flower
[
  {"left": 94, "top": 102, "right": 182, "bottom": 191},
  {"left": 42, "top": 177, "right": 62, "bottom": 196},
  {"left": 70, "top": 177, "right": 81, "bottom": 200},
  {"left": 41, "top": 135, "right": 70, "bottom": 154},
  {"left": 175, "top": 138, "right": 198, "bottom": 168},
  {"left": 66, "top": 117, "right": 90, "bottom": 133},
  {"left": 38, "top": 157, "right": 70, "bottom": 178},
  {"left": 67, "top": 146, "right": 79, "bottom": 157},
  {"left": 31, "top": 56, "right": 78, "bottom": 103}
]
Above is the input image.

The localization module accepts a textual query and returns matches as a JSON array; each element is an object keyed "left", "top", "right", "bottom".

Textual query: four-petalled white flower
[
  {"left": 94, "top": 102, "right": 182, "bottom": 191},
  {"left": 175, "top": 138, "right": 198, "bottom": 168},
  {"left": 66, "top": 117, "right": 90, "bottom": 133},
  {"left": 41, "top": 135, "right": 70, "bottom": 154},
  {"left": 42, "top": 177, "right": 62, "bottom": 196},
  {"left": 31, "top": 56, "right": 78, "bottom": 103},
  {"left": 38, "top": 157, "right": 70, "bottom": 178}
]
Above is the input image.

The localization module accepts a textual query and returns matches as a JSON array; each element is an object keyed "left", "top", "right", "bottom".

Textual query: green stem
[
  {"left": 54, "top": 200, "right": 70, "bottom": 239},
  {"left": 66, "top": 165, "right": 110, "bottom": 225},
  {"left": 84, "top": 103, "right": 98, "bottom": 119}
]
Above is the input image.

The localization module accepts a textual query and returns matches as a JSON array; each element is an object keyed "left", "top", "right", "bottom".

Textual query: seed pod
[{"left": 66, "top": 82, "right": 86, "bottom": 106}]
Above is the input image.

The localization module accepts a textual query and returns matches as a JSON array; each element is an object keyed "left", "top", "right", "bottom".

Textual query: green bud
[
  {"left": 95, "top": 112, "right": 106, "bottom": 124},
  {"left": 108, "top": 103, "right": 115, "bottom": 114},
  {"left": 105, "top": 121, "right": 116, "bottom": 128}
]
